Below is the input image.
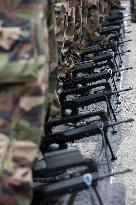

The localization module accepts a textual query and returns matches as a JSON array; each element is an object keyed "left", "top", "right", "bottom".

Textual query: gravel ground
[{"left": 62, "top": 1, "right": 136, "bottom": 204}]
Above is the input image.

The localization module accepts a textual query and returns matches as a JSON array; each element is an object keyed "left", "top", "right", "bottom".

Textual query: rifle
[
  {"left": 60, "top": 86, "right": 132, "bottom": 121},
  {"left": 32, "top": 168, "right": 132, "bottom": 205},
  {"left": 33, "top": 160, "right": 132, "bottom": 205},
  {"left": 72, "top": 64, "right": 132, "bottom": 78},
  {"left": 106, "top": 13, "right": 131, "bottom": 22},
  {"left": 33, "top": 149, "right": 97, "bottom": 178},
  {"left": 43, "top": 116, "right": 134, "bottom": 171},
  {"left": 103, "top": 19, "right": 131, "bottom": 27},
  {"left": 81, "top": 42, "right": 132, "bottom": 60},
  {"left": 78, "top": 52, "right": 121, "bottom": 74}
]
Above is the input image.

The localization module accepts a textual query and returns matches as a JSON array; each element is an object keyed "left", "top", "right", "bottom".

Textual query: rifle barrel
[
  {"left": 108, "top": 118, "right": 134, "bottom": 128},
  {"left": 116, "top": 50, "right": 131, "bottom": 55},
  {"left": 111, "top": 87, "right": 132, "bottom": 95},
  {"left": 118, "top": 39, "right": 132, "bottom": 45},
  {"left": 94, "top": 169, "right": 132, "bottom": 181},
  {"left": 117, "top": 67, "right": 133, "bottom": 72}
]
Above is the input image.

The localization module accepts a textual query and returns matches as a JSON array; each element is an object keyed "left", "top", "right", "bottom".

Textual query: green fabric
[
  {"left": 0, "top": 55, "right": 37, "bottom": 83},
  {"left": 4, "top": 0, "right": 22, "bottom": 7},
  {"left": 66, "top": 23, "right": 75, "bottom": 36},
  {"left": 11, "top": 120, "right": 42, "bottom": 145},
  {"left": 0, "top": 9, "right": 45, "bottom": 83}
]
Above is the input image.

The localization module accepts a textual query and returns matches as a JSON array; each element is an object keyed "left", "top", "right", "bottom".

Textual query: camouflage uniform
[
  {"left": 82, "top": 0, "right": 88, "bottom": 46},
  {"left": 87, "top": 0, "right": 100, "bottom": 44},
  {"left": 45, "top": 0, "right": 69, "bottom": 117},
  {"left": 47, "top": 0, "right": 60, "bottom": 117},
  {"left": 99, "top": 0, "right": 110, "bottom": 24},
  {"left": 53, "top": 1, "right": 77, "bottom": 76},
  {"left": 59, "top": 0, "right": 82, "bottom": 75},
  {"left": 111, "top": 0, "right": 121, "bottom": 8},
  {"left": 55, "top": 0, "right": 68, "bottom": 53},
  {"left": 130, "top": 0, "right": 136, "bottom": 21},
  {"left": 75, "top": 0, "right": 82, "bottom": 45},
  {"left": 0, "top": 1, "right": 49, "bottom": 205},
  {"left": 82, "top": 0, "right": 100, "bottom": 47},
  {"left": 73, "top": 0, "right": 83, "bottom": 55}
]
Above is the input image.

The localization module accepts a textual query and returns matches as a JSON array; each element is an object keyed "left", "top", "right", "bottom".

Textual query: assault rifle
[
  {"left": 102, "top": 19, "right": 131, "bottom": 27},
  {"left": 60, "top": 85, "right": 132, "bottom": 119},
  {"left": 72, "top": 63, "right": 132, "bottom": 78},
  {"left": 42, "top": 109, "right": 134, "bottom": 170},
  {"left": 32, "top": 168, "right": 132, "bottom": 205},
  {"left": 80, "top": 42, "right": 132, "bottom": 61},
  {"left": 44, "top": 118, "right": 133, "bottom": 170},
  {"left": 33, "top": 149, "right": 97, "bottom": 178}
]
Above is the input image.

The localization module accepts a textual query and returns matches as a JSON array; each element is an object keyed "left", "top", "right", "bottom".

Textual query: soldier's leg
[
  {"left": 84, "top": 0, "right": 100, "bottom": 46},
  {"left": 131, "top": 0, "right": 136, "bottom": 22},
  {"left": 99, "top": 0, "right": 110, "bottom": 24},
  {"left": 0, "top": 81, "right": 47, "bottom": 205},
  {"left": 111, "top": 0, "right": 121, "bottom": 8},
  {"left": 0, "top": 0, "right": 49, "bottom": 204}
]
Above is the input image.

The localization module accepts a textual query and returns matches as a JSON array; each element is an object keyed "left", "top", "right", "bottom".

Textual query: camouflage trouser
[
  {"left": 0, "top": 0, "right": 49, "bottom": 204},
  {"left": 48, "top": 68, "right": 61, "bottom": 117},
  {"left": 99, "top": 0, "right": 110, "bottom": 24},
  {"left": 131, "top": 0, "right": 136, "bottom": 21},
  {"left": 111, "top": 0, "right": 121, "bottom": 7},
  {"left": 84, "top": 8, "right": 100, "bottom": 46},
  {"left": 0, "top": 82, "right": 46, "bottom": 205}
]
